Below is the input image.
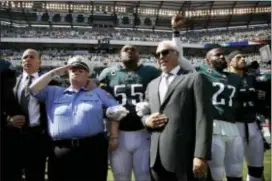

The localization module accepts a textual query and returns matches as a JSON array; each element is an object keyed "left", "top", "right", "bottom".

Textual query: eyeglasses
[{"left": 155, "top": 49, "right": 174, "bottom": 59}]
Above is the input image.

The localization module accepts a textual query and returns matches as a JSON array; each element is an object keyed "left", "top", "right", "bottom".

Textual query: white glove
[
  {"left": 135, "top": 102, "right": 151, "bottom": 117},
  {"left": 106, "top": 105, "right": 129, "bottom": 121}
]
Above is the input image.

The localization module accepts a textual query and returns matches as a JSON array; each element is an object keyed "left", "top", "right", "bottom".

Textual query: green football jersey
[
  {"left": 196, "top": 64, "right": 242, "bottom": 122},
  {"left": 236, "top": 74, "right": 257, "bottom": 123},
  {"left": 99, "top": 64, "right": 161, "bottom": 131},
  {"left": 256, "top": 70, "right": 271, "bottom": 117}
]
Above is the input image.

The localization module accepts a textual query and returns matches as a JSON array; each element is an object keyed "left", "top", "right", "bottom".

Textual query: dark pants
[
  {"left": 2, "top": 127, "right": 48, "bottom": 181},
  {"left": 48, "top": 133, "right": 108, "bottom": 181},
  {"left": 1, "top": 129, "right": 21, "bottom": 181},
  {"left": 151, "top": 154, "right": 187, "bottom": 181}
]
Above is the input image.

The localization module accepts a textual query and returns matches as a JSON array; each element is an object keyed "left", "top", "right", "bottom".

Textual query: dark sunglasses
[{"left": 155, "top": 49, "right": 174, "bottom": 59}]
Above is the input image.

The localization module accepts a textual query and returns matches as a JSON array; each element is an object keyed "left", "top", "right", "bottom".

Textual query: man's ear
[
  {"left": 204, "top": 58, "right": 209, "bottom": 65},
  {"left": 175, "top": 51, "right": 179, "bottom": 57},
  {"left": 227, "top": 59, "right": 232, "bottom": 66},
  {"left": 38, "top": 59, "right": 42, "bottom": 66},
  {"left": 136, "top": 52, "right": 140, "bottom": 62}
]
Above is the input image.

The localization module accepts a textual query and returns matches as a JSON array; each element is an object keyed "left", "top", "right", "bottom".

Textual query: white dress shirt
[
  {"left": 17, "top": 72, "right": 40, "bottom": 126},
  {"left": 159, "top": 66, "right": 180, "bottom": 102}
]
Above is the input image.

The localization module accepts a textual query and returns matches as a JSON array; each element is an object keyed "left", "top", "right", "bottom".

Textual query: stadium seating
[
  {"left": 1, "top": 49, "right": 264, "bottom": 67},
  {"left": 1, "top": 25, "right": 270, "bottom": 43}
]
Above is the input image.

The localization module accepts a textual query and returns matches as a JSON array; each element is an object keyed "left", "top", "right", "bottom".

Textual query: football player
[
  {"left": 254, "top": 64, "right": 271, "bottom": 132},
  {"left": 99, "top": 45, "right": 161, "bottom": 181},
  {"left": 227, "top": 51, "right": 265, "bottom": 181},
  {"left": 172, "top": 14, "right": 244, "bottom": 181}
]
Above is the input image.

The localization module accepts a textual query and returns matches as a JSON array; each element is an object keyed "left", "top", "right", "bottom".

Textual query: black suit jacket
[
  {"left": 13, "top": 73, "right": 60, "bottom": 133},
  {"left": 145, "top": 67, "right": 213, "bottom": 174},
  {"left": 0, "top": 66, "right": 23, "bottom": 130}
]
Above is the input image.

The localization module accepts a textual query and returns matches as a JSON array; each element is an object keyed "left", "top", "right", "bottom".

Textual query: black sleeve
[
  {"left": 193, "top": 72, "right": 213, "bottom": 160},
  {"left": 255, "top": 77, "right": 271, "bottom": 117},
  {"left": 0, "top": 69, "right": 23, "bottom": 117}
]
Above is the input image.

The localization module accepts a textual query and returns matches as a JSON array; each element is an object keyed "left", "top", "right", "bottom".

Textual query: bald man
[
  {"left": 193, "top": 48, "right": 245, "bottom": 181},
  {"left": 99, "top": 45, "right": 161, "bottom": 181},
  {"left": 140, "top": 41, "right": 213, "bottom": 181},
  {"left": 10, "top": 49, "right": 59, "bottom": 181}
]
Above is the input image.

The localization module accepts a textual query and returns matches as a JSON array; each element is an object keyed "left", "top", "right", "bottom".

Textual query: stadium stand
[
  {"left": 1, "top": 25, "right": 271, "bottom": 43},
  {"left": 1, "top": 49, "right": 264, "bottom": 67}
]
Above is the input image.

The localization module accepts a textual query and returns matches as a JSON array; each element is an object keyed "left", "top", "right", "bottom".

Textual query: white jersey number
[
  {"left": 242, "top": 88, "right": 256, "bottom": 107},
  {"left": 212, "top": 82, "right": 236, "bottom": 107},
  {"left": 114, "top": 84, "right": 144, "bottom": 106}
]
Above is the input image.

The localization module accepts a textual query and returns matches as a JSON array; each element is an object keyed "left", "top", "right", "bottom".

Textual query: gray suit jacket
[{"left": 145, "top": 67, "right": 213, "bottom": 174}]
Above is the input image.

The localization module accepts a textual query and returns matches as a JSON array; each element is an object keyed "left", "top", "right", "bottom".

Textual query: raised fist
[{"left": 171, "top": 14, "right": 186, "bottom": 29}]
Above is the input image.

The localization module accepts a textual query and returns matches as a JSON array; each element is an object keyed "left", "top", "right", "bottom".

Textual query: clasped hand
[
  {"left": 106, "top": 105, "right": 129, "bottom": 121},
  {"left": 7, "top": 115, "right": 26, "bottom": 128},
  {"left": 145, "top": 113, "right": 168, "bottom": 129}
]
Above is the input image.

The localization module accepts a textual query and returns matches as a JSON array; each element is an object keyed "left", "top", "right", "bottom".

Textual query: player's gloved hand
[
  {"left": 106, "top": 105, "right": 129, "bottom": 121},
  {"left": 264, "top": 141, "right": 271, "bottom": 151},
  {"left": 257, "top": 90, "right": 266, "bottom": 100},
  {"left": 135, "top": 102, "right": 151, "bottom": 117}
]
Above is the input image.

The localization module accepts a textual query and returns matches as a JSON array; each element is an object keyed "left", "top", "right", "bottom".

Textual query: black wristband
[{"left": 173, "top": 29, "right": 180, "bottom": 37}]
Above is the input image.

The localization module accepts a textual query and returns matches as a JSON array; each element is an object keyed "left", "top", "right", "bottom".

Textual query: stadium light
[{"left": 3, "top": 2, "right": 271, "bottom": 16}]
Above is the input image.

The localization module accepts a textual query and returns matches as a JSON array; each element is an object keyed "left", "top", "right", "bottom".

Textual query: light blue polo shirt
[{"left": 34, "top": 86, "right": 118, "bottom": 140}]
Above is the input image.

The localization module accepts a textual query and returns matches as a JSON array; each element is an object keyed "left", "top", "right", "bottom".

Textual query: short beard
[
  {"left": 210, "top": 57, "right": 226, "bottom": 72},
  {"left": 235, "top": 66, "right": 245, "bottom": 71},
  {"left": 213, "top": 63, "right": 227, "bottom": 72},
  {"left": 122, "top": 59, "right": 138, "bottom": 70},
  {"left": 233, "top": 63, "right": 246, "bottom": 71}
]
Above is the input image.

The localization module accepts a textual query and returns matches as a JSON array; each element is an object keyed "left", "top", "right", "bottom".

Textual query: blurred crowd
[
  {"left": 1, "top": 25, "right": 270, "bottom": 43},
  {"left": 1, "top": 49, "right": 265, "bottom": 68}
]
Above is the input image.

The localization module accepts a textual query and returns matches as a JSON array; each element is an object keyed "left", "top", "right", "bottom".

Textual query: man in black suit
[
  {"left": 141, "top": 41, "right": 213, "bottom": 181},
  {"left": 0, "top": 59, "right": 25, "bottom": 181},
  {"left": 9, "top": 49, "right": 58, "bottom": 181}
]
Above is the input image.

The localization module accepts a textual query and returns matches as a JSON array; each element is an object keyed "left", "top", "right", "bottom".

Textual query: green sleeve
[
  {"left": 152, "top": 67, "right": 161, "bottom": 79},
  {"left": 98, "top": 68, "right": 109, "bottom": 84}
]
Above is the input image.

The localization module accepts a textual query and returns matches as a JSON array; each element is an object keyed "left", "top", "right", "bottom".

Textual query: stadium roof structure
[
  {"left": 0, "top": 1, "right": 271, "bottom": 30},
  {"left": 137, "top": 0, "right": 271, "bottom": 29}
]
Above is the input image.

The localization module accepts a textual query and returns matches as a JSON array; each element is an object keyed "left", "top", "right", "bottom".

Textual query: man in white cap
[{"left": 29, "top": 56, "right": 129, "bottom": 181}]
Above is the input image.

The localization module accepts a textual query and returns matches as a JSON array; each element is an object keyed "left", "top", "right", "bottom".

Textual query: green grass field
[
  {"left": 262, "top": 151, "right": 271, "bottom": 181},
  {"left": 107, "top": 151, "right": 271, "bottom": 181}
]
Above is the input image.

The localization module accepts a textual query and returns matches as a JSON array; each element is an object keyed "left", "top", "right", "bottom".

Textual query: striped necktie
[{"left": 20, "top": 75, "right": 33, "bottom": 115}]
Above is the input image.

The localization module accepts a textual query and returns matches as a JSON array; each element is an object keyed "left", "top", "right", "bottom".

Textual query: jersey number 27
[{"left": 212, "top": 82, "right": 236, "bottom": 107}]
